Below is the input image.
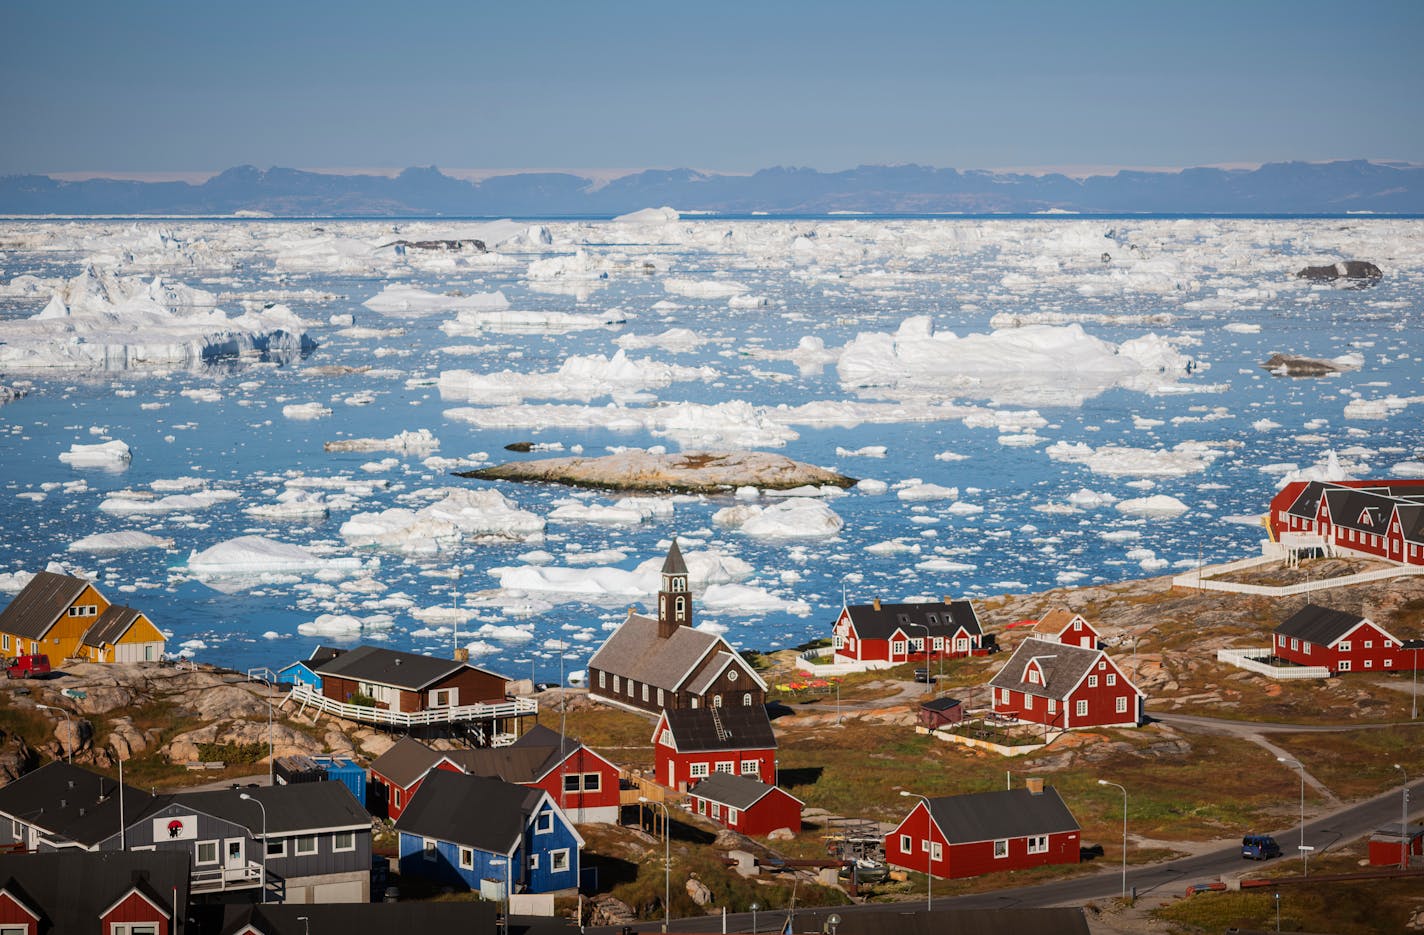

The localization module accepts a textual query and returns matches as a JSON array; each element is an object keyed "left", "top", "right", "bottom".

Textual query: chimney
[
  {"left": 872, "top": 598, "right": 881, "bottom": 611},
  {"left": 454, "top": 647, "right": 469, "bottom": 663},
  {"left": 1025, "top": 777, "right": 1045, "bottom": 796},
  {"left": 942, "top": 595, "right": 953, "bottom": 605}
]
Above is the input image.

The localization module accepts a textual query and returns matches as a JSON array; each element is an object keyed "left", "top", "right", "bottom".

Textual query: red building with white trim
[
  {"left": 685, "top": 773, "right": 803, "bottom": 836},
  {"left": 988, "top": 638, "right": 1143, "bottom": 730},
  {"left": 885, "top": 781, "right": 1079, "bottom": 879},
  {"left": 653, "top": 706, "right": 777, "bottom": 792},
  {"left": 832, "top": 597, "right": 985, "bottom": 666},
  {"left": 1272, "top": 604, "right": 1415, "bottom": 674},
  {"left": 1031, "top": 608, "right": 1100, "bottom": 649},
  {"left": 1270, "top": 479, "right": 1424, "bottom": 565}
]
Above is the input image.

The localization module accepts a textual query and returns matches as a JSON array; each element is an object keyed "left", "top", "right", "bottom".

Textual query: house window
[
  {"left": 716, "top": 761, "right": 735, "bottom": 774},
  {"left": 1087, "top": 675, "right": 1098, "bottom": 688},
  {"left": 1024, "top": 694, "right": 1033, "bottom": 710},
  {"left": 930, "top": 842, "right": 942, "bottom": 861},
  {"left": 265, "top": 838, "right": 286, "bottom": 858},
  {"left": 583, "top": 772, "right": 601, "bottom": 792},
  {"left": 536, "top": 811, "right": 554, "bottom": 834},
  {"left": 1339, "top": 660, "right": 1352, "bottom": 672},
  {"left": 891, "top": 640, "right": 905, "bottom": 656},
  {"left": 689, "top": 763, "right": 710, "bottom": 778},
  {"left": 1047, "top": 698, "right": 1057, "bottom": 714},
  {"left": 910, "top": 638, "right": 924, "bottom": 652},
  {"left": 333, "top": 831, "right": 355, "bottom": 852},
  {"left": 711, "top": 804, "right": 722, "bottom": 819},
  {"left": 993, "top": 840, "right": 1009, "bottom": 859},
  {"left": 598, "top": 671, "right": 606, "bottom": 689},
  {"left": 1304, "top": 644, "right": 1311, "bottom": 655},
  {"left": 1027, "top": 670, "right": 1040, "bottom": 685},
  {"left": 642, "top": 684, "right": 649, "bottom": 702},
  {"left": 392, "top": 787, "right": 403, "bottom": 808},
  {"left": 423, "top": 838, "right": 438, "bottom": 861},
  {"left": 728, "top": 808, "right": 739, "bottom": 824},
  {"left": 626, "top": 679, "right": 634, "bottom": 697},
  {"left": 1106, "top": 674, "right": 1116, "bottom": 686},
  {"left": 1364, "top": 640, "right": 1373, "bottom": 649},
  {"left": 712, "top": 694, "right": 723, "bottom": 707},
  {"left": 1277, "top": 634, "right": 1286, "bottom": 646},
  {"left": 659, "top": 729, "right": 672, "bottom": 746},
  {"left": 1076, "top": 700, "right": 1088, "bottom": 717},
  {"left": 697, "top": 798, "right": 708, "bottom": 815},
  {"left": 1290, "top": 639, "right": 1298, "bottom": 651},
  {"left": 1097, "top": 661, "right": 1106, "bottom": 670},
  {"left": 742, "top": 693, "right": 753, "bottom": 706},
  {"left": 1116, "top": 696, "right": 1129, "bottom": 714},
  {"left": 1026, "top": 835, "right": 1048, "bottom": 854},
  {"left": 459, "top": 847, "right": 474, "bottom": 870},
  {"left": 613, "top": 676, "right": 621, "bottom": 693},
  {"left": 900, "top": 834, "right": 912, "bottom": 853},
  {"left": 111, "top": 926, "right": 159, "bottom": 935},
  {"left": 529, "top": 853, "right": 539, "bottom": 869},
  {"left": 294, "top": 836, "right": 317, "bottom": 856},
  {"left": 999, "top": 688, "right": 1009, "bottom": 703},
  {"left": 551, "top": 849, "right": 570, "bottom": 872},
  {"left": 564, "top": 774, "right": 581, "bottom": 793},
  {"left": 1, "top": 635, "right": 7, "bottom": 652},
  {"left": 196, "top": 840, "right": 219, "bottom": 865},
  {"left": 741, "top": 760, "right": 760, "bottom": 775},
  {"left": 676, "top": 596, "right": 685, "bottom": 618},
  {"left": 1385, "top": 640, "right": 1394, "bottom": 648},
  {"left": 1339, "top": 641, "right": 1351, "bottom": 652},
  {"left": 1364, "top": 660, "right": 1373, "bottom": 669},
  {"left": 657, "top": 688, "right": 664, "bottom": 706},
  {"left": 833, "top": 635, "right": 844, "bottom": 649}
]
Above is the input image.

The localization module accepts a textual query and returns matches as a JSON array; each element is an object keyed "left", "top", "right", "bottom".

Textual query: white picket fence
[
  {"left": 1173, "top": 556, "right": 1424, "bottom": 597},
  {"left": 1216, "top": 647, "right": 1332, "bottom": 680}
]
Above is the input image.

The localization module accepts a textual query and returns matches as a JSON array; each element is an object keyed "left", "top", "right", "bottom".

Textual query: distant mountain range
[{"left": 2, "top": 160, "right": 1422, "bottom": 217}]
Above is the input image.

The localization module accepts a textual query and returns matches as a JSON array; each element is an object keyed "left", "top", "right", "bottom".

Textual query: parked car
[
  {"left": 5, "top": 655, "right": 51, "bottom": 679},
  {"left": 913, "top": 667, "right": 935, "bottom": 683},
  {"left": 1241, "top": 834, "right": 1281, "bottom": 860}
]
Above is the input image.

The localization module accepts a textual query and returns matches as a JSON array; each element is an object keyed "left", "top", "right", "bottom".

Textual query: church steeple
[{"left": 656, "top": 538, "right": 692, "bottom": 638}]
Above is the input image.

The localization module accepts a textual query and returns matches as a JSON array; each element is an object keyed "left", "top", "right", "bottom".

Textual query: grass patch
[{"left": 1153, "top": 878, "right": 1423, "bottom": 934}]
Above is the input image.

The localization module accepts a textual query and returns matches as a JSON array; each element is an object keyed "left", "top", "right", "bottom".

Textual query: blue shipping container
[{"left": 313, "top": 756, "right": 367, "bottom": 807}]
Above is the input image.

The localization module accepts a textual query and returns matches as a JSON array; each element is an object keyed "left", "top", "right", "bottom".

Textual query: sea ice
[
  {"left": 712, "top": 499, "right": 844, "bottom": 539},
  {"left": 340, "top": 488, "right": 544, "bottom": 553},
  {"left": 68, "top": 531, "right": 174, "bottom": 553},
  {"left": 59, "top": 440, "right": 132, "bottom": 468}
]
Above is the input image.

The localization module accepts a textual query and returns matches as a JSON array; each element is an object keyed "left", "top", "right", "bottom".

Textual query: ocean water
[{"left": 1, "top": 215, "right": 1421, "bottom": 680}]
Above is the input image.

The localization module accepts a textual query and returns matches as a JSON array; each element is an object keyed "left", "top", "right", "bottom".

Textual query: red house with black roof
[
  {"left": 0, "top": 850, "right": 188, "bottom": 935},
  {"left": 885, "top": 780, "right": 1080, "bottom": 879},
  {"left": 653, "top": 705, "right": 777, "bottom": 792},
  {"left": 832, "top": 597, "right": 984, "bottom": 666},
  {"left": 1272, "top": 604, "right": 1414, "bottom": 674},
  {"left": 988, "top": 637, "right": 1143, "bottom": 730},
  {"left": 685, "top": 773, "right": 803, "bottom": 836},
  {"left": 1270, "top": 479, "right": 1424, "bottom": 565}
]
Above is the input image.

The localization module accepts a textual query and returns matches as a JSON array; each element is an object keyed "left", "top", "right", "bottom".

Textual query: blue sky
[{"left": 3, "top": 0, "right": 1422, "bottom": 177}]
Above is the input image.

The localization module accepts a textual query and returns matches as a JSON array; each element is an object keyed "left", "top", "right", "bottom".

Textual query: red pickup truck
[{"left": 5, "top": 654, "right": 51, "bottom": 679}]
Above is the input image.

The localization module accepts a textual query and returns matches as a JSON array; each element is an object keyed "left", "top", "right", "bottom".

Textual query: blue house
[
  {"left": 276, "top": 645, "right": 345, "bottom": 689},
  {"left": 394, "top": 769, "right": 583, "bottom": 895}
]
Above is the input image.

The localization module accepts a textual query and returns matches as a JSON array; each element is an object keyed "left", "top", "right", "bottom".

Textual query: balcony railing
[
  {"left": 285, "top": 684, "right": 537, "bottom": 731},
  {"left": 190, "top": 860, "right": 263, "bottom": 893}
]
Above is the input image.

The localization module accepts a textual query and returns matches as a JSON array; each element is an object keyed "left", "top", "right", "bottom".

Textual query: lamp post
[
  {"left": 238, "top": 793, "right": 268, "bottom": 902},
  {"left": 1412, "top": 645, "right": 1418, "bottom": 720},
  {"left": 491, "top": 857, "right": 509, "bottom": 935},
  {"left": 826, "top": 913, "right": 841, "bottom": 935},
  {"left": 907, "top": 623, "right": 933, "bottom": 692},
  {"left": 1395, "top": 764, "right": 1411, "bottom": 871},
  {"left": 834, "top": 680, "right": 841, "bottom": 726},
  {"left": 1097, "top": 780, "right": 1128, "bottom": 902},
  {"left": 264, "top": 692, "right": 275, "bottom": 786},
  {"left": 1276, "top": 757, "right": 1307, "bottom": 876},
  {"left": 750, "top": 902, "right": 759, "bottom": 935},
  {"left": 34, "top": 705, "right": 72, "bottom": 764},
  {"left": 898, "top": 790, "right": 932, "bottom": 911},
  {"left": 1274, "top": 892, "right": 1281, "bottom": 932},
  {"left": 640, "top": 797, "right": 671, "bottom": 932}
]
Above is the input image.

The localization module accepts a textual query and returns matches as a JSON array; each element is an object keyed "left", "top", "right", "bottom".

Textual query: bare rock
[
  {"left": 105, "top": 717, "right": 150, "bottom": 761},
  {"left": 171, "top": 684, "right": 271, "bottom": 720},
  {"left": 163, "top": 719, "right": 322, "bottom": 764},
  {"left": 356, "top": 731, "right": 397, "bottom": 759},
  {"left": 685, "top": 876, "right": 712, "bottom": 907},
  {"left": 63, "top": 684, "right": 137, "bottom": 716},
  {"left": 0, "top": 732, "right": 39, "bottom": 783},
  {"left": 1296, "top": 260, "right": 1382, "bottom": 285},
  {"left": 767, "top": 827, "right": 795, "bottom": 841},
  {"left": 589, "top": 895, "right": 637, "bottom": 927},
  {"left": 1260, "top": 353, "right": 1348, "bottom": 377},
  {"left": 53, "top": 716, "right": 94, "bottom": 758},
  {"left": 460, "top": 449, "right": 856, "bottom": 494}
]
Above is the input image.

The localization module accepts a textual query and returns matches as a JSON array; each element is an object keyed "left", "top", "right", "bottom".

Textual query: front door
[{"left": 224, "top": 838, "right": 246, "bottom": 881}]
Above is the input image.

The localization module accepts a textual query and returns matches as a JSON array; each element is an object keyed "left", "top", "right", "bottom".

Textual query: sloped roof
[
  {"left": 164, "top": 781, "right": 369, "bottom": 835},
  {"left": 368, "top": 736, "right": 446, "bottom": 789},
  {"left": 1285, "top": 480, "right": 1330, "bottom": 519},
  {"left": 685, "top": 651, "right": 737, "bottom": 696},
  {"left": 315, "top": 644, "right": 504, "bottom": 692},
  {"left": 588, "top": 612, "right": 722, "bottom": 692},
  {"left": 0, "top": 571, "right": 92, "bottom": 641},
  {"left": 80, "top": 605, "right": 151, "bottom": 648},
  {"left": 0, "top": 761, "right": 154, "bottom": 848},
  {"left": 987, "top": 638, "right": 1103, "bottom": 701},
  {"left": 923, "top": 786, "right": 1079, "bottom": 844},
  {"left": 199, "top": 901, "right": 497, "bottom": 935},
  {"left": 1033, "top": 608, "right": 1092, "bottom": 637},
  {"left": 444, "top": 744, "right": 563, "bottom": 785},
  {"left": 687, "top": 772, "right": 801, "bottom": 811},
  {"left": 662, "top": 705, "right": 776, "bottom": 752},
  {"left": 1274, "top": 604, "right": 1375, "bottom": 645},
  {"left": 661, "top": 539, "right": 688, "bottom": 576},
  {"left": 920, "top": 696, "right": 962, "bottom": 713},
  {"left": 0, "top": 850, "right": 188, "bottom": 934},
  {"left": 844, "top": 600, "right": 982, "bottom": 641},
  {"left": 309, "top": 645, "right": 346, "bottom": 665},
  {"left": 1323, "top": 487, "right": 1397, "bottom": 534},
  {"left": 394, "top": 769, "right": 546, "bottom": 853},
  {"left": 1396, "top": 503, "right": 1424, "bottom": 544}
]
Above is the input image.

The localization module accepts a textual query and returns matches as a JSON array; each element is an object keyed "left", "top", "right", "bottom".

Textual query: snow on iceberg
[
  {"left": 613, "top": 206, "right": 680, "bottom": 223},
  {"left": 363, "top": 284, "right": 510, "bottom": 316},
  {"left": 1115, "top": 495, "right": 1189, "bottom": 517},
  {"left": 340, "top": 488, "right": 544, "bottom": 553},
  {"left": 185, "top": 535, "right": 363, "bottom": 576},
  {"left": 1045, "top": 440, "right": 1225, "bottom": 477},
  {"left": 438, "top": 350, "right": 716, "bottom": 404},
  {"left": 712, "top": 498, "right": 844, "bottom": 539},
  {"left": 68, "top": 531, "right": 174, "bottom": 553},
  {"left": 324, "top": 428, "right": 439, "bottom": 454},
  {"left": 59, "top": 440, "right": 132, "bottom": 468}
]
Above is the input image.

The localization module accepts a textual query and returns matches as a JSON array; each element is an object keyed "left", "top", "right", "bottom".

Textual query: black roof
[
  {"left": 194, "top": 900, "right": 499, "bottom": 935},
  {"left": 845, "top": 600, "right": 982, "bottom": 641},
  {"left": 369, "top": 736, "right": 445, "bottom": 789},
  {"left": 784, "top": 907, "right": 1090, "bottom": 935},
  {"left": 0, "top": 571, "right": 91, "bottom": 641},
  {"left": 1322, "top": 487, "right": 1399, "bottom": 535},
  {"left": 662, "top": 705, "right": 777, "bottom": 753},
  {"left": 921, "top": 786, "right": 1079, "bottom": 844},
  {"left": 687, "top": 773, "right": 800, "bottom": 811},
  {"left": 0, "top": 761, "right": 154, "bottom": 848},
  {"left": 1273, "top": 604, "right": 1372, "bottom": 645},
  {"left": 1285, "top": 480, "right": 1330, "bottom": 519},
  {"left": 315, "top": 644, "right": 504, "bottom": 691},
  {"left": 394, "top": 769, "right": 546, "bottom": 854},
  {"left": 920, "top": 697, "right": 962, "bottom": 712},
  {"left": 162, "top": 781, "right": 370, "bottom": 835},
  {"left": 309, "top": 644, "right": 346, "bottom": 665},
  {"left": 0, "top": 850, "right": 189, "bottom": 935}
]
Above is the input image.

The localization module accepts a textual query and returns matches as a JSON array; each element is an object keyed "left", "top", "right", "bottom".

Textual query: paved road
[
  {"left": 1154, "top": 711, "right": 1417, "bottom": 735},
  {"left": 592, "top": 778, "right": 1421, "bottom": 934}
]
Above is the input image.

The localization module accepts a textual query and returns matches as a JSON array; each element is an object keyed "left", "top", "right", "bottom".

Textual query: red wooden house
[
  {"left": 0, "top": 849, "right": 188, "bottom": 934},
  {"left": 315, "top": 644, "right": 509, "bottom": 713},
  {"left": 1270, "top": 479, "right": 1424, "bottom": 565},
  {"left": 988, "top": 638, "right": 1143, "bottom": 730},
  {"left": 685, "top": 773, "right": 803, "bottom": 836},
  {"left": 653, "top": 706, "right": 777, "bottom": 792},
  {"left": 1031, "top": 609, "right": 1100, "bottom": 649},
  {"left": 369, "top": 726, "right": 622, "bottom": 824},
  {"left": 885, "top": 780, "right": 1080, "bottom": 880},
  {"left": 831, "top": 597, "right": 984, "bottom": 665},
  {"left": 1272, "top": 604, "right": 1414, "bottom": 674}
]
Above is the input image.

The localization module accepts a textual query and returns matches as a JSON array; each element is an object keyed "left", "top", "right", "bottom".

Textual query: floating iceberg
[
  {"left": 186, "top": 535, "right": 363, "bottom": 576},
  {"left": 69, "top": 531, "right": 174, "bottom": 553},
  {"left": 340, "top": 488, "right": 544, "bottom": 553},
  {"left": 59, "top": 440, "right": 132, "bottom": 468}
]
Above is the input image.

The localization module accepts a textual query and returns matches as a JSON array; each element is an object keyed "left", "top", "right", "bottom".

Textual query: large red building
[
  {"left": 831, "top": 597, "right": 985, "bottom": 665},
  {"left": 653, "top": 706, "right": 777, "bottom": 792},
  {"left": 1272, "top": 604, "right": 1416, "bottom": 674},
  {"left": 885, "top": 781, "right": 1080, "bottom": 880},
  {"left": 685, "top": 773, "right": 803, "bottom": 837},
  {"left": 988, "top": 637, "right": 1143, "bottom": 730},
  {"left": 1270, "top": 479, "right": 1424, "bottom": 565}
]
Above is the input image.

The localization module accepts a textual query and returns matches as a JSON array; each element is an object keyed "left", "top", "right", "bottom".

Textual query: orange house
[{"left": 0, "top": 572, "right": 165, "bottom": 663}]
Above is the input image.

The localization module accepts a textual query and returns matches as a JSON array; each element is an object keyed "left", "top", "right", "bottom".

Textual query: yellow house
[{"left": 0, "top": 571, "right": 165, "bottom": 663}]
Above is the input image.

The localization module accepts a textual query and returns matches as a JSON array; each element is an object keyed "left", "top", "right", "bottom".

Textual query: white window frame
[
  {"left": 332, "top": 831, "right": 355, "bottom": 853},
  {"left": 741, "top": 760, "right": 760, "bottom": 776},
  {"left": 993, "top": 839, "right": 1009, "bottom": 859},
  {"left": 111, "top": 926, "right": 159, "bottom": 935},
  {"left": 1087, "top": 675, "right": 1098, "bottom": 688},
  {"left": 1024, "top": 693, "right": 1033, "bottom": 710},
  {"left": 265, "top": 838, "right": 287, "bottom": 858},
  {"left": 294, "top": 835, "right": 317, "bottom": 856},
  {"left": 1047, "top": 698, "right": 1057, "bottom": 714},
  {"left": 529, "top": 853, "right": 539, "bottom": 870},
  {"left": 891, "top": 640, "right": 906, "bottom": 656},
  {"left": 196, "top": 839, "right": 220, "bottom": 866},
  {"left": 536, "top": 811, "right": 554, "bottom": 834},
  {"left": 689, "top": 762, "right": 710, "bottom": 779},
  {"left": 642, "top": 683, "right": 649, "bottom": 702},
  {"left": 715, "top": 760, "right": 735, "bottom": 774},
  {"left": 459, "top": 846, "right": 474, "bottom": 870},
  {"left": 598, "top": 671, "right": 606, "bottom": 689},
  {"left": 423, "top": 838, "right": 439, "bottom": 861},
  {"left": 728, "top": 807, "right": 739, "bottom": 824},
  {"left": 1026, "top": 834, "right": 1048, "bottom": 854},
  {"left": 1106, "top": 674, "right": 1116, "bottom": 686},
  {"left": 1116, "top": 696, "right": 1128, "bottom": 714},
  {"left": 657, "top": 688, "right": 664, "bottom": 705},
  {"left": 930, "top": 842, "right": 942, "bottom": 861},
  {"left": 1076, "top": 700, "right": 1088, "bottom": 717},
  {"left": 1338, "top": 659, "right": 1352, "bottom": 672},
  {"left": 583, "top": 772, "right": 601, "bottom": 792},
  {"left": 550, "top": 848, "right": 570, "bottom": 872},
  {"left": 899, "top": 833, "right": 912, "bottom": 853},
  {"left": 1339, "top": 641, "right": 1351, "bottom": 652}
]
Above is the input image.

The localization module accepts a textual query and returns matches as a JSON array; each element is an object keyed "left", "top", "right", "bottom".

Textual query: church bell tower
[{"left": 656, "top": 538, "right": 692, "bottom": 638}]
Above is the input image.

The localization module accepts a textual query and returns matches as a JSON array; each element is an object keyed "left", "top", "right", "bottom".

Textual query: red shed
[
  {"left": 988, "top": 638, "right": 1143, "bottom": 730},
  {"left": 653, "top": 706, "right": 777, "bottom": 792},
  {"left": 918, "top": 696, "right": 964, "bottom": 730},
  {"left": 686, "top": 773, "right": 803, "bottom": 837},
  {"left": 885, "top": 781, "right": 1080, "bottom": 880},
  {"left": 1272, "top": 604, "right": 1413, "bottom": 674},
  {"left": 1368, "top": 823, "right": 1423, "bottom": 867}
]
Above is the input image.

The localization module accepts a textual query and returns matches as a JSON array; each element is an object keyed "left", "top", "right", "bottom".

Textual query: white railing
[
  {"left": 247, "top": 666, "right": 278, "bottom": 684},
  {"left": 1176, "top": 562, "right": 1424, "bottom": 596},
  {"left": 1216, "top": 647, "right": 1333, "bottom": 680},
  {"left": 285, "top": 684, "right": 537, "bottom": 728},
  {"left": 190, "top": 861, "right": 263, "bottom": 893}
]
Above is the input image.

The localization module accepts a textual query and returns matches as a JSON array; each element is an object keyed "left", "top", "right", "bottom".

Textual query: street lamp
[
  {"left": 238, "top": 793, "right": 268, "bottom": 902},
  {"left": 1412, "top": 645, "right": 1418, "bottom": 720},
  {"left": 898, "top": 790, "right": 932, "bottom": 911},
  {"left": 490, "top": 856, "right": 509, "bottom": 935},
  {"left": 1276, "top": 757, "right": 1307, "bottom": 876},
  {"left": 907, "top": 623, "right": 933, "bottom": 692},
  {"left": 264, "top": 692, "right": 275, "bottom": 786},
  {"left": 640, "top": 797, "right": 671, "bottom": 932},
  {"left": 34, "top": 705, "right": 73, "bottom": 764},
  {"left": 826, "top": 913, "right": 841, "bottom": 935},
  {"left": 1097, "top": 780, "right": 1128, "bottom": 902},
  {"left": 1395, "top": 764, "right": 1411, "bottom": 871},
  {"left": 750, "top": 902, "right": 759, "bottom": 934}
]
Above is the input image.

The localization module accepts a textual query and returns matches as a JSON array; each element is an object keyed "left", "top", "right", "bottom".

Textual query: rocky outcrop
[
  {"left": 0, "top": 730, "right": 38, "bottom": 783},
  {"left": 462, "top": 449, "right": 856, "bottom": 494},
  {"left": 1296, "top": 260, "right": 1383, "bottom": 286},
  {"left": 1260, "top": 353, "right": 1345, "bottom": 377},
  {"left": 162, "top": 718, "right": 324, "bottom": 764}
]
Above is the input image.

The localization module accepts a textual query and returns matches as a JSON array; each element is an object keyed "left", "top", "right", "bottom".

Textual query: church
[{"left": 587, "top": 540, "right": 767, "bottom": 715}]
